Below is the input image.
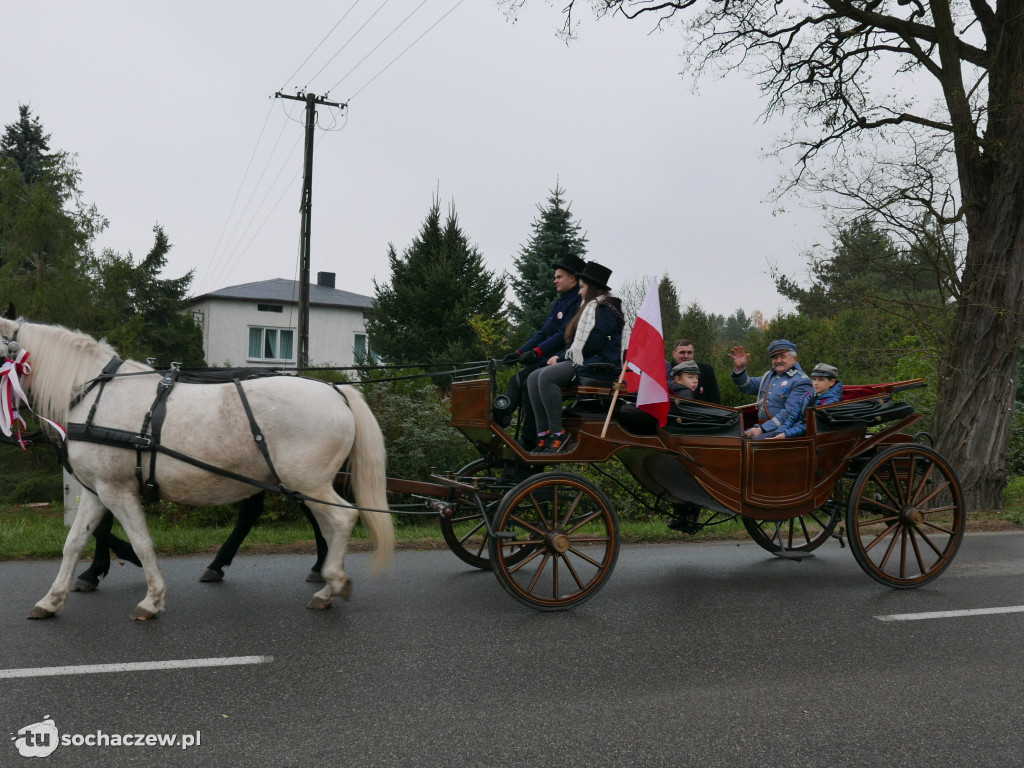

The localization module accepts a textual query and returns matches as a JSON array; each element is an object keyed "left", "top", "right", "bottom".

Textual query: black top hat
[
  {"left": 551, "top": 254, "right": 586, "bottom": 275},
  {"left": 577, "top": 260, "right": 612, "bottom": 291}
]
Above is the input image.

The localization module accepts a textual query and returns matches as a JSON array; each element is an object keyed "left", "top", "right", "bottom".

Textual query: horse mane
[{"left": 16, "top": 321, "right": 147, "bottom": 425}]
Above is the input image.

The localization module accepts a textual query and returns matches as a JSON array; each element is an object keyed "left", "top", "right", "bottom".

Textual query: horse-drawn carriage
[
  {"left": 1, "top": 316, "right": 965, "bottom": 618},
  {"left": 375, "top": 363, "right": 965, "bottom": 610}
]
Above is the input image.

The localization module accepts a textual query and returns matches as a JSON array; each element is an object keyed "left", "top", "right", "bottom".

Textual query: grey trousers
[{"left": 525, "top": 361, "right": 577, "bottom": 434}]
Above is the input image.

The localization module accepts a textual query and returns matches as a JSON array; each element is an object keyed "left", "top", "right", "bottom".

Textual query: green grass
[
  {"left": 1002, "top": 476, "right": 1024, "bottom": 525},
  {"left": 0, "top": 503, "right": 746, "bottom": 560},
  {"left": 4, "top": 488, "right": 1022, "bottom": 561}
]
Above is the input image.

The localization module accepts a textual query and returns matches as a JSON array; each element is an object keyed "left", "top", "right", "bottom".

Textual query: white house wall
[{"left": 191, "top": 298, "right": 367, "bottom": 368}]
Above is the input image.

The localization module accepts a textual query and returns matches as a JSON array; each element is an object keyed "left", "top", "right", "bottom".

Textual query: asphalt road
[{"left": 2, "top": 533, "right": 1023, "bottom": 768}]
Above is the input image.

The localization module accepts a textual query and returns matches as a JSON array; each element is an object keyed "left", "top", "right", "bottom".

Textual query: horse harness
[{"left": 64, "top": 361, "right": 351, "bottom": 507}]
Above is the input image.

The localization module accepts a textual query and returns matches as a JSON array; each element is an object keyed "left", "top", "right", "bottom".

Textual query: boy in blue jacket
[{"left": 770, "top": 363, "right": 843, "bottom": 439}]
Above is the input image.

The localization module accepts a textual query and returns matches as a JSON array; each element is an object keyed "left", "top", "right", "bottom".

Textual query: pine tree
[
  {"left": 0, "top": 104, "right": 51, "bottom": 185},
  {"left": 658, "top": 274, "right": 683, "bottom": 350},
  {"left": 366, "top": 198, "right": 506, "bottom": 365},
  {"left": 0, "top": 105, "right": 105, "bottom": 327},
  {"left": 92, "top": 225, "right": 204, "bottom": 366},
  {"left": 509, "top": 184, "right": 587, "bottom": 334}
]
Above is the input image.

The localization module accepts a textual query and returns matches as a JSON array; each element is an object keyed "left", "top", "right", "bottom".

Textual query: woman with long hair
[{"left": 524, "top": 260, "right": 624, "bottom": 454}]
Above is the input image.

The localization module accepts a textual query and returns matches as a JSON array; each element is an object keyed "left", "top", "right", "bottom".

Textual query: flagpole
[{"left": 601, "top": 362, "right": 629, "bottom": 438}]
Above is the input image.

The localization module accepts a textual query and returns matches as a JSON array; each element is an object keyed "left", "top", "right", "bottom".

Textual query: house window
[
  {"left": 249, "top": 327, "right": 294, "bottom": 362},
  {"left": 353, "top": 332, "right": 375, "bottom": 363},
  {"left": 257, "top": 304, "right": 284, "bottom": 313}
]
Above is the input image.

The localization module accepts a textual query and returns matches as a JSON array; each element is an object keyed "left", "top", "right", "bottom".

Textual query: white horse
[{"left": 0, "top": 317, "right": 394, "bottom": 620}]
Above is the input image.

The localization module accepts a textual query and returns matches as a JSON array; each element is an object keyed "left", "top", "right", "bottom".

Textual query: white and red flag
[{"left": 624, "top": 277, "right": 669, "bottom": 426}]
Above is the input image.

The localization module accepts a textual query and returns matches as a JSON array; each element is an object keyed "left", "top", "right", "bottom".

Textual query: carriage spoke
[
  {"left": 509, "top": 514, "right": 547, "bottom": 540},
  {"left": 877, "top": 524, "right": 902, "bottom": 571},
  {"left": 561, "top": 553, "right": 587, "bottom": 590},
  {"left": 913, "top": 525, "right": 946, "bottom": 558},
  {"left": 907, "top": 461, "right": 936, "bottom": 506},
  {"left": 899, "top": 527, "right": 909, "bottom": 580},
  {"left": 527, "top": 552, "right": 552, "bottom": 593},
  {"left": 527, "top": 492, "right": 553, "bottom": 532},
  {"left": 913, "top": 479, "right": 951, "bottom": 509},
  {"left": 566, "top": 509, "right": 603, "bottom": 535},
  {"left": 558, "top": 490, "right": 585, "bottom": 529},
  {"left": 877, "top": 459, "right": 906, "bottom": 508},
  {"left": 506, "top": 546, "right": 545, "bottom": 575},
  {"left": 910, "top": 526, "right": 927, "bottom": 577},
  {"left": 566, "top": 546, "right": 605, "bottom": 569},
  {"left": 864, "top": 521, "right": 899, "bottom": 553}
]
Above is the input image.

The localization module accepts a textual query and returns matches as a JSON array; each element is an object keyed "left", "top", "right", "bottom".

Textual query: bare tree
[{"left": 508, "top": 0, "right": 1023, "bottom": 510}]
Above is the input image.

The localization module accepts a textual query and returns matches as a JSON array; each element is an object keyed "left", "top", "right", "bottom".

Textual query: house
[{"left": 187, "top": 272, "right": 373, "bottom": 367}]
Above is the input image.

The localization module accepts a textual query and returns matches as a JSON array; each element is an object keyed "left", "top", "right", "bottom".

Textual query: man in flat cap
[{"left": 728, "top": 339, "right": 813, "bottom": 439}]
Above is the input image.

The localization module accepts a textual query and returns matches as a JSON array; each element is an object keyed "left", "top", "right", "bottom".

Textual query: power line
[
  {"left": 201, "top": 101, "right": 276, "bottom": 294},
  {"left": 302, "top": 0, "right": 398, "bottom": 94},
  {"left": 207, "top": 134, "right": 304, "bottom": 291},
  {"left": 347, "top": 0, "right": 468, "bottom": 100},
  {"left": 204, "top": 118, "right": 299, "bottom": 292},
  {"left": 325, "top": 0, "right": 432, "bottom": 94},
  {"left": 278, "top": 0, "right": 365, "bottom": 93}
]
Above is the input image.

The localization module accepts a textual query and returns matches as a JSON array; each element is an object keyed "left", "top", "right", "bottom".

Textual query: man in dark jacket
[
  {"left": 497, "top": 254, "right": 584, "bottom": 447},
  {"left": 665, "top": 338, "right": 721, "bottom": 404}
]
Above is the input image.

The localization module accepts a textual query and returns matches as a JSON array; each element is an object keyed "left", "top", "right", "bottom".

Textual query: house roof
[{"left": 191, "top": 278, "right": 373, "bottom": 310}]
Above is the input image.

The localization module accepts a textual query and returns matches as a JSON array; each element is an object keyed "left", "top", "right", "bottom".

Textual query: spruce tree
[
  {"left": 91, "top": 225, "right": 205, "bottom": 366},
  {"left": 658, "top": 274, "right": 683, "bottom": 350},
  {"left": 367, "top": 198, "right": 506, "bottom": 365},
  {"left": 0, "top": 105, "right": 105, "bottom": 327},
  {"left": 509, "top": 184, "right": 587, "bottom": 334},
  {"left": 0, "top": 104, "right": 51, "bottom": 185}
]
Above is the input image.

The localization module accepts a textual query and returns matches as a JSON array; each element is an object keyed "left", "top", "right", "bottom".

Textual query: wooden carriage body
[{"left": 449, "top": 376, "right": 922, "bottom": 522}]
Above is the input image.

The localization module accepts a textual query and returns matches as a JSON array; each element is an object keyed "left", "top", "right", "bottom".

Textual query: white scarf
[{"left": 566, "top": 296, "right": 602, "bottom": 365}]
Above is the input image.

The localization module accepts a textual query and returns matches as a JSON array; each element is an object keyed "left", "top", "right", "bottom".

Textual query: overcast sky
[{"left": 1, "top": 1, "right": 829, "bottom": 321}]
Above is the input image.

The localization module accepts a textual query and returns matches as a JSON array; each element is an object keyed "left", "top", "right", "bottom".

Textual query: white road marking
[
  {"left": 876, "top": 606, "right": 1024, "bottom": 622},
  {"left": 0, "top": 655, "right": 272, "bottom": 679}
]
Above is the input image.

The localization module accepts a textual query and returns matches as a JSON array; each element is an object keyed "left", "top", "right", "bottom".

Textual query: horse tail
[{"left": 339, "top": 384, "right": 394, "bottom": 573}]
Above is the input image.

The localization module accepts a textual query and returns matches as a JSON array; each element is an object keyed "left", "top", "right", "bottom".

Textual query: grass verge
[{"left": 2, "top": 497, "right": 1021, "bottom": 561}]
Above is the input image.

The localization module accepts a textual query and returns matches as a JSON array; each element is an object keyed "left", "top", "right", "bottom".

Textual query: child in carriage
[
  {"left": 769, "top": 363, "right": 844, "bottom": 439},
  {"left": 669, "top": 359, "right": 701, "bottom": 400}
]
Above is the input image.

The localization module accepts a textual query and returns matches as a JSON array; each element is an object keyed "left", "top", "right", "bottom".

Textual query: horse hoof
[
  {"left": 199, "top": 569, "right": 224, "bottom": 583},
  {"left": 307, "top": 595, "right": 333, "bottom": 610},
  {"left": 27, "top": 606, "right": 55, "bottom": 620},
  {"left": 305, "top": 569, "right": 325, "bottom": 583},
  {"left": 130, "top": 607, "right": 158, "bottom": 621},
  {"left": 340, "top": 580, "right": 352, "bottom": 600},
  {"left": 73, "top": 578, "right": 98, "bottom": 593}
]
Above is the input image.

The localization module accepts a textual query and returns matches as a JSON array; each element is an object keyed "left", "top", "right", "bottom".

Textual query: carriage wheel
[
  {"left": 846, "top": 444, "right": 964, "bottom": 588},
  {"left": 742, "top": 482, "right": 843, "bottom": 554},
  {"left": 488, "top": 471, "right": 619, "bottom": 611},
  {"left": 439, "top": 459, "right": 506, "bottom": 569},
  {"left": 439, "top": 459, "right": 536, "bottom": 570}
]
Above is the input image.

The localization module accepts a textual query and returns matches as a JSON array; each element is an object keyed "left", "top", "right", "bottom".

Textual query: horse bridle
[{"left": 1, "top": 324, "right": 21, "bottom": 358}]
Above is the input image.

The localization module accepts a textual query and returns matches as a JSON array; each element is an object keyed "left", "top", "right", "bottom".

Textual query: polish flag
[{"left": 624, "top": 278, "right": 669, "bottom": 426}]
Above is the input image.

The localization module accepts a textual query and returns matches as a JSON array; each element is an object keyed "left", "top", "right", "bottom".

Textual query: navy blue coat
[{"left": 517, "top": 290, "right": 582, "bottom": 358}]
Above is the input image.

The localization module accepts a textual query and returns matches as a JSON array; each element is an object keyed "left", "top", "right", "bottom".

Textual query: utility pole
[{"left": 273, "top": 90, "right": 345, "bottom": 369}]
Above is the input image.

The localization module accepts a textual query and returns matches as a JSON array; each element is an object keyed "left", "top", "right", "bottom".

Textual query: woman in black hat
[{"left": 524, "top": 260, "right": 624, "bottom": 454}]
